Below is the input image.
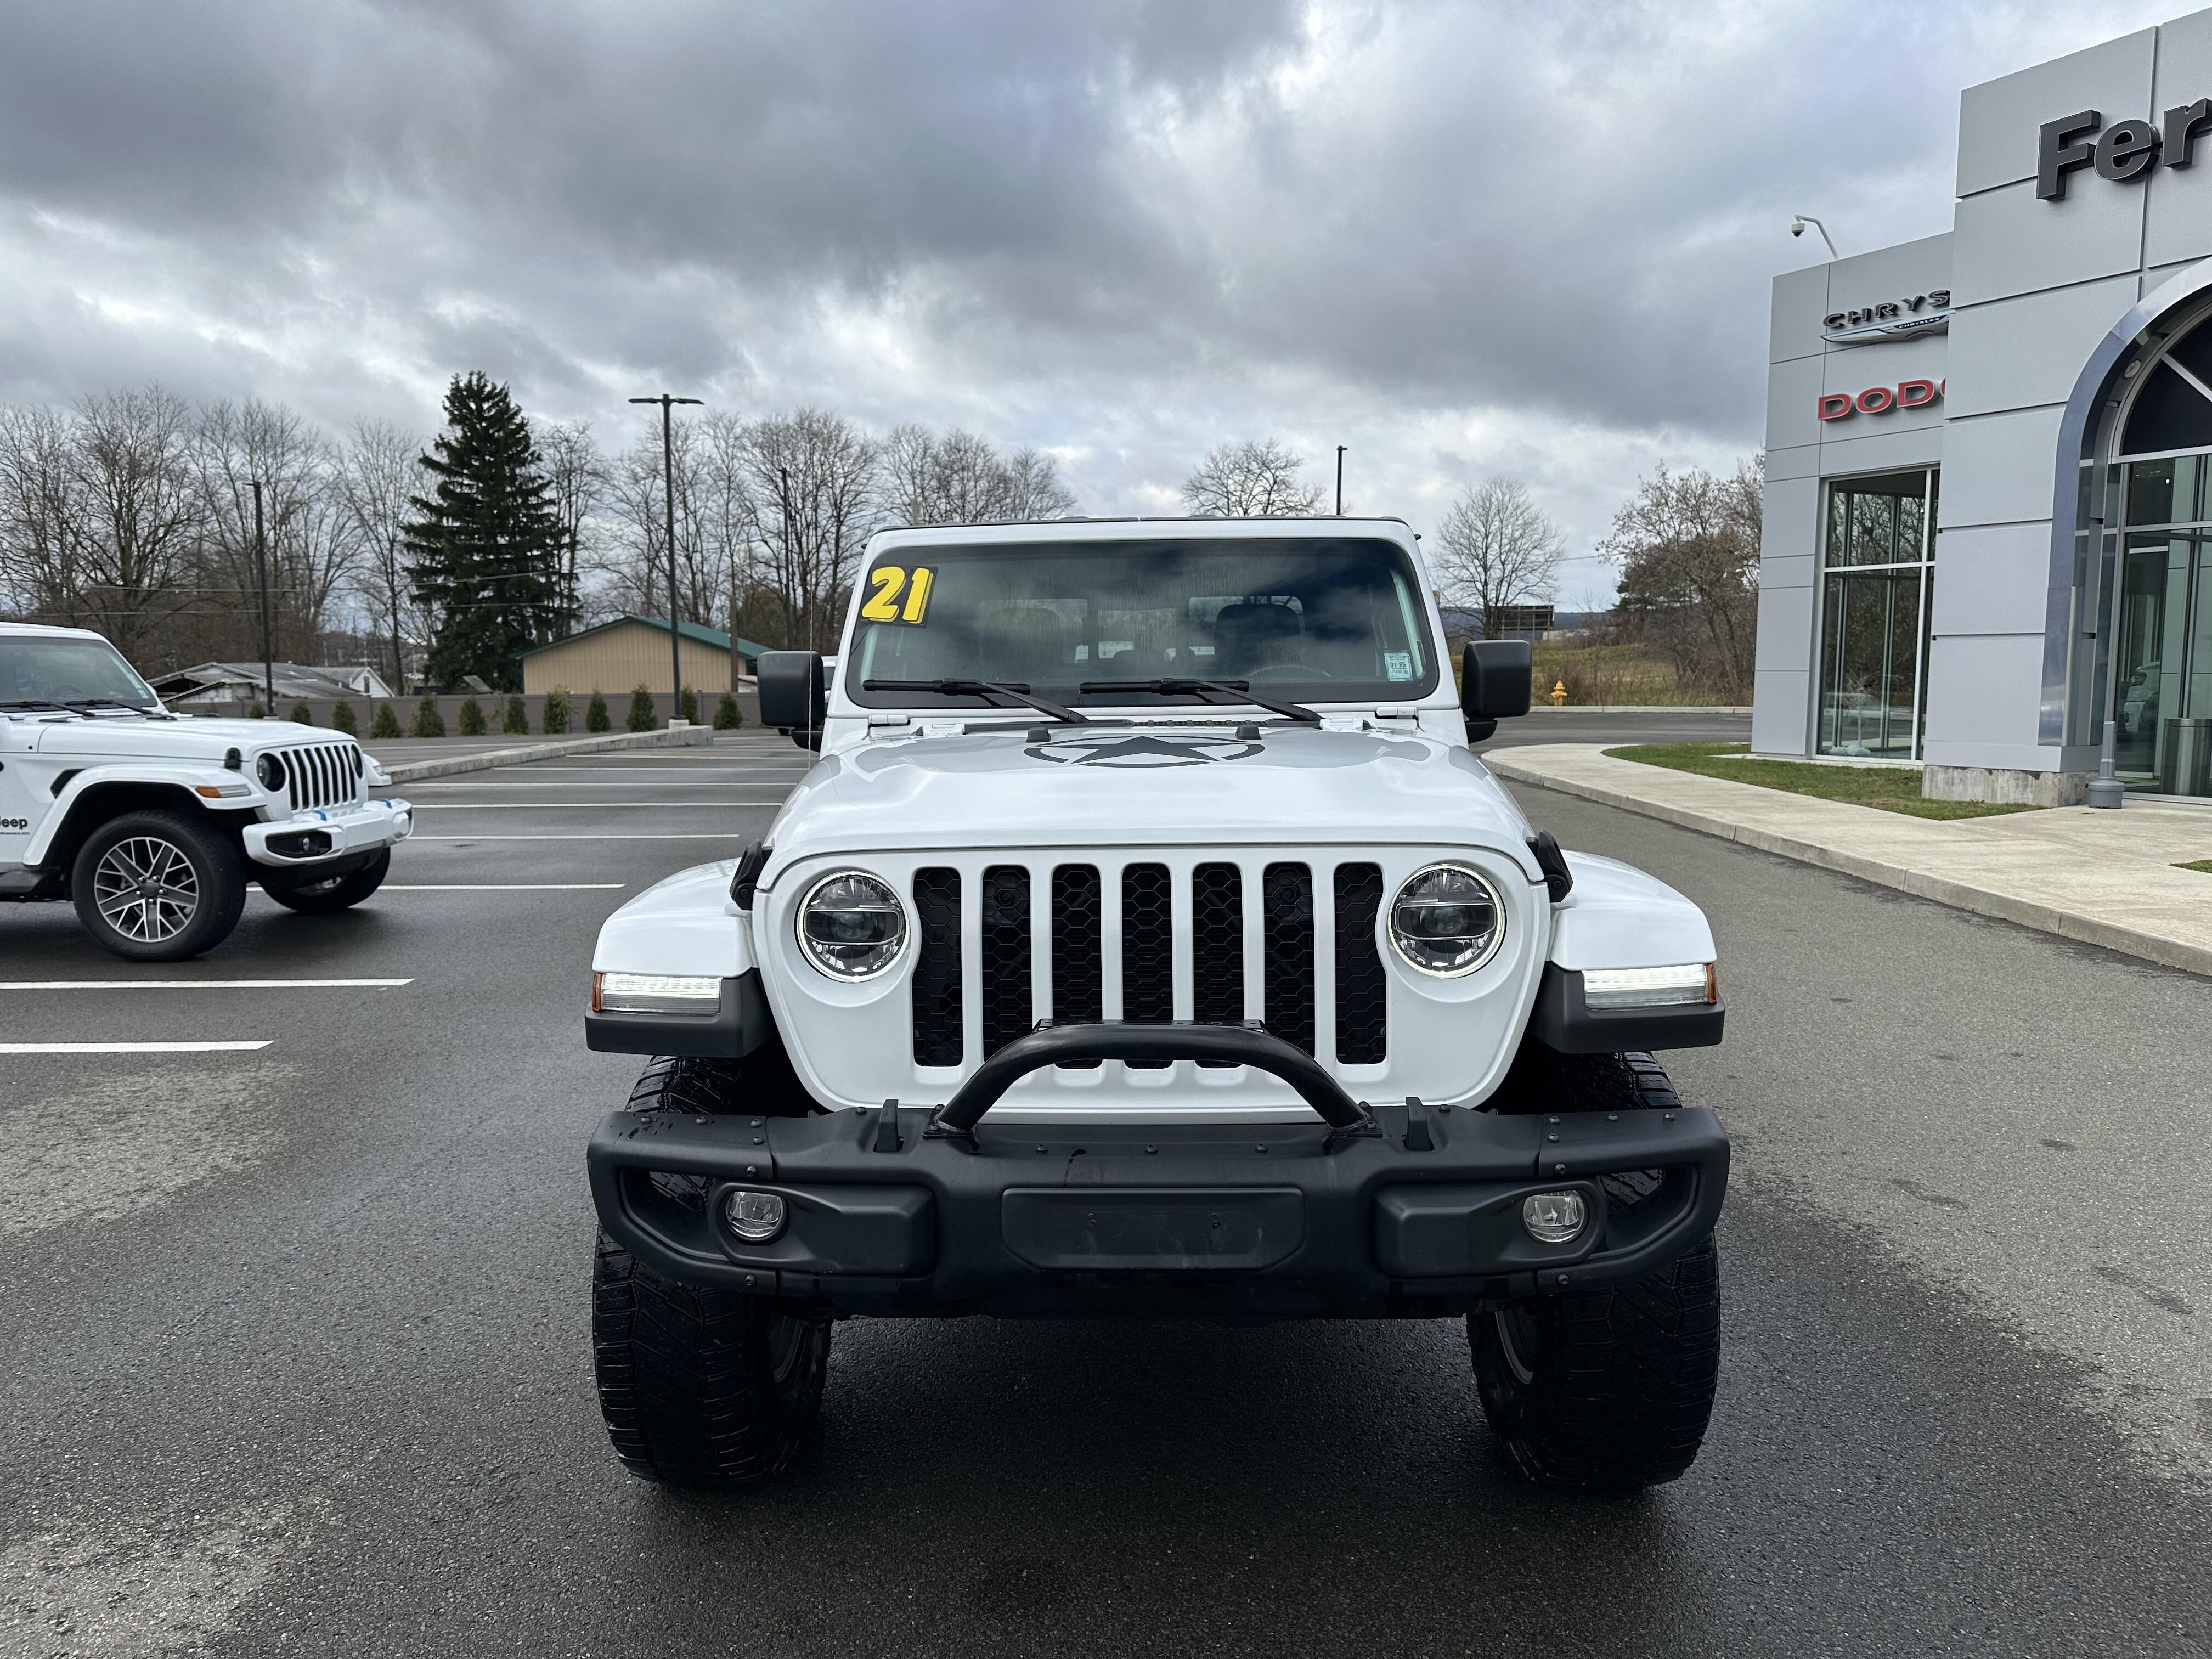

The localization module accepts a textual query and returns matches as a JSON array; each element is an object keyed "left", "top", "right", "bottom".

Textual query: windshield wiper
[
  {"left": 64, "top": 698, "right": 152, "bottom": 712},
  {"left": 0, "top": 699, "right": 78, "bottom": 713},
  {"left": 1076, "top": 678, "right": 1321, "bottom": 725},
  {"left": 862, "top": 679, "right": 1090, "bottom": 724}
]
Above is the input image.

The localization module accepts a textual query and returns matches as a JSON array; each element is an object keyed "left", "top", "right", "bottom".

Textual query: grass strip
[
  {"left": 2179, "top": 860, "right": 2212, "bottom": 874},
  {"left": 1602, "top": 743, "right": 2039, "bottom": 821}
]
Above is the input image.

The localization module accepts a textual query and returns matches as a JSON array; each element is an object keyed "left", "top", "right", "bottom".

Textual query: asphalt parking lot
[{"left": 4, "top": 714, "right": 2207, "bottom": 1658}]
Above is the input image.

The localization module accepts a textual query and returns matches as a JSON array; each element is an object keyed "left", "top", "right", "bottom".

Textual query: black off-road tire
[
  {"left": 261, "top": 848, "right": 390, "bottom": 913},
  {"left": 1469, "top": 1049, "right": 1721, "bottom": 1491},
  {"left": 592, "top": 1233, "right": 831, "bottom": 1487},
  {"left": 590, "top": 1050, "right": 830, "bottom": 1486},
  {"left": 70, "top": 810, "right": 248, "bottom": 962}
]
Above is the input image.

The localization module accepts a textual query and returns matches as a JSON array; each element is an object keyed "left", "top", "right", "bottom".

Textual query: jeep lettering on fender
[{"left": 581, "top": 516, "right": 1730, "bottom": 1494}]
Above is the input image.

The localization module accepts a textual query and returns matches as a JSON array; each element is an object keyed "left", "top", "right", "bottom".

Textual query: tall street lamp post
[
  {"left": 629, "top": 393, "right": 703, "bottom": 724},
  {"left": 1335, "top": 446, "right": 1346, "bottom": 516},
  {"left": 252, "top": 479, "right": 275, "bottom": 713}
]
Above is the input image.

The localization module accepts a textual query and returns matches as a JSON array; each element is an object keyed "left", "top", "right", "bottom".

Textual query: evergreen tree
[{"left": 404, "top": 373, "right": 575, "bottom": 691}]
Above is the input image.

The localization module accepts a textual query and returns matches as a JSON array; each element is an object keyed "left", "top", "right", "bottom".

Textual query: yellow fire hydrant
[{"left": 1550, "top": 679, "right": 1567, "bottom": 707}]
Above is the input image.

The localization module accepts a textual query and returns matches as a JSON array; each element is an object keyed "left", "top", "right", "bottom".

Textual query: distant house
[
  {"left": 150, "top": 662, "right": 394, "bottom": 708},
  {"left": 516, "top": 615, "right": 771, "bottom": 696},
  {"left": 1436, "top": 605, "right": 1562, "bottom": 642}
]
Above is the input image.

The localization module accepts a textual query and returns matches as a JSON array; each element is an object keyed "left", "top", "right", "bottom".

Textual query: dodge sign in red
[{"left": 1817, "top": 380, "right": 1944, "bottom": 420}]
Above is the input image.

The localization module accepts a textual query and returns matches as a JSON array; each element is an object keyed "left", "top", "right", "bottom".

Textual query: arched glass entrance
[{"left": 2075, "top": 301, "right": 2212, "bottom": 793}]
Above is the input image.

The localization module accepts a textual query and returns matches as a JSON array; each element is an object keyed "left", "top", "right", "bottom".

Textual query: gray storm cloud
[{"left": 0, "top": 0, "right": 2187, "bottom": 562}]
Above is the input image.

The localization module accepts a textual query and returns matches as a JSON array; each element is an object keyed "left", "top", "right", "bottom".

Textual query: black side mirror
[
  {"left": 1460, "top": 640, "right": 1532, "bottom": 744},
  {"left": 758, "top": 651, "right": 827, "bottom": 751}
]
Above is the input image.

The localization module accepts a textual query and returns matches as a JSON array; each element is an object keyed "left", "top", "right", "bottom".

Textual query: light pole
[
  {"left": 1790, "top": 215, "right": 1839, "bottom": 259},
  {"left": 252, "top": 479, "right": 275, "bottom": 713},
  {"left": 1335, "top": 446, "right": 1346, "bottom": 516},
  {"left": 629, "top": 393, "right": 702, "bottom": 723}
]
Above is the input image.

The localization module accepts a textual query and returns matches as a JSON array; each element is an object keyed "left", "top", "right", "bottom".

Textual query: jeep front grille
[
  {"left": 275, "top": 743, "right": 362, "bottom": 813},
  {"left": 909, "top": 857, "right": 1386, "bottom": 1070}
]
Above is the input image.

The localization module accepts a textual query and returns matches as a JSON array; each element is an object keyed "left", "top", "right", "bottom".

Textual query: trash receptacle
[{"left": 2160, "top": 717, "right": 2212, "bottom": 796}]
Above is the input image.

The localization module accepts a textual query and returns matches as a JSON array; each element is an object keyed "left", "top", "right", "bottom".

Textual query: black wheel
[
  {"left": 1470, "top": 1049, "right": 1721, "bottom": 1491},
  {"left": 70, "top": 811, "right": 248, "bottom": 962},
  {"left": 590, "top": 1050, "right": 830, "bottom": 1486},
  {"left": 592, "top": 1233, "right": 831, "bottom": 1488},
  {"left": 261, "top": 848, "right": 390, "bottom": 913}
]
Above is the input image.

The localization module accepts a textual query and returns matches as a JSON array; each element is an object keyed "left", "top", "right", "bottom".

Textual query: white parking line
[
  {"left": 0, "top": 979, "right": 410, "bottom": 991},
  {"left": 380, "top": 883, "right": 627, "bottom": 890},
  {"left": 0, "top": 1041, "right": 273, "bottom": 1053}
]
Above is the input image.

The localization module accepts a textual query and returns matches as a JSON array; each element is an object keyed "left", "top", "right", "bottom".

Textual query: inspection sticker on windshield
[
  {"left": 860, "top": 565, "right": 934, "bottom": 624},
  {"left": 1384, "top": 651, "right": 1413, "bottom": 681}
]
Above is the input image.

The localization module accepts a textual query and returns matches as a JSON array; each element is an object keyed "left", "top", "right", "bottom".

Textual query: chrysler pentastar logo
[{"left": 1025, "top": 732, "right": 1265, "bottom": 768}]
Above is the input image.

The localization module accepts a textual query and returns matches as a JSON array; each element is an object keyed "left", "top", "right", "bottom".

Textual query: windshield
[
  {"left": 846, "top": 537, "right": 1437, "bottom": 709},
  {"left": 0, "top": 634, "right": 160, "bottom": 709}
]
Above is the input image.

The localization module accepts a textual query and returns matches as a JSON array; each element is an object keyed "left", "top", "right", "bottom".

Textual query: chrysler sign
[{"left": 2039, "top": 102, "right": 2212, "bottom": 199}]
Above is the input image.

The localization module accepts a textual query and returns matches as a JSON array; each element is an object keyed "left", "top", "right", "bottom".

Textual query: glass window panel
[
  {"left": 1898, "top": 492, "right": 1926, "bottom": 559},
  {"left": 2128, "top": 458, "right": 2177, "bottom": 526},
  {"left": 1816, "top": 568, "right": 1928, "bottom": 759},
  {"left": 2114, "top": 535, "right": 2182, "bottom": 778},
  {"left": 2120, "top": 363, "right": 2212, "bottom": 456}
]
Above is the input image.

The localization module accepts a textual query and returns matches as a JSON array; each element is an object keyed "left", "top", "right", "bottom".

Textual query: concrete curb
[
  {"left": 1487, "top": 748, "right": 2212, "bottom": 979},
  {"left": 380, "top": 726, "right": 715, "bottom": 784},
  {"left": 1525, "top": 705, "right": 1752, "bottom": 715}
]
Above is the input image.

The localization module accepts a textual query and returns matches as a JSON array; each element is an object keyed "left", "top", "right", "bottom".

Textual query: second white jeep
[{"left": 0, "top": 622, "right": 413, "bottom": 961}]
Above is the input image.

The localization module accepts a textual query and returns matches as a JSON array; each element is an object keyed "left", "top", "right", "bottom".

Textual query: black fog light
[
  {"left": 268, "top": 830, "right": 334, "bottom": 859},
  {"left": 725, "top": 1189, "right": 787, "bottom": 1244}
]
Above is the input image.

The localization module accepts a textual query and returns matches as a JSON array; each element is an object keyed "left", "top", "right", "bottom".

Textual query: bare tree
[
  {"left": 536, "top": 421, "right": 602, "bottom": 639},
  {"left": 1181, "top": 439, "right": 1323, "bottom": 517},
  {"left": 1430, "top": 479, "right": 1564, "bottom": 636},
  {"left": 741, "top": 410, "right": 880, "bottom": 651},
  {"left": 1599, "top": 456, "right": 1764, "bottom": 699},
  {"left": 191, "top": 399, "right": 357, "bottom": 668},
  {"left": 338, "top": 419, "right": 425, "bottom": 690},
  {"left": 1001, "top": 446, "right": 1078, "bottom": 521},
  {"left": 71, "top": 387, "right": 204, "bottom": 667},
  {"left": 0, "top": 405, "right": 89, "bottom": 626},
  {"left": 882, "top": 426, "right": 1077, "bottom": 526}
]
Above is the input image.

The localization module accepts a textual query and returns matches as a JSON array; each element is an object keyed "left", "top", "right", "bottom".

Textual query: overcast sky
[{"left": 0, "top": 0, "right": 2195, "bottom": 599}]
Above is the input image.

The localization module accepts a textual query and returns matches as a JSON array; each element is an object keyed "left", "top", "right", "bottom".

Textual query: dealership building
[{"left": 1758, "top": 7, "right": 2212, "bottom": 800}]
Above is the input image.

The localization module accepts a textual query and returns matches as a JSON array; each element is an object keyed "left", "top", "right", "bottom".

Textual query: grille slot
[
  {"left": 979, "top": 865, "right": 1033, "bottom": 1058},
  {"left": 278, "top": 743, "right": 360, "bottom": 813},
  {"left": 1051, "top": 864, "right": 1103, "bottom": 1069},
  {"left": 1261, "top": 862, "right": 1317, "bottom": 1056},
  {"left": 1333, "top": 862, "right": 1388, "bottom": 1065},
  {"left": 1121, "top": 863, "right": 1173, "bottom": 1068},
  {"left": 1191, "top": 862, "right": 1244, "bottom": 1066},
  {"left": 911, "top": 868, "right": 963, "bottom": 1066}
]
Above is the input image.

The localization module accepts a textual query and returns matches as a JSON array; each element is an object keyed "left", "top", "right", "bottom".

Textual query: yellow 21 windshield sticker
[{"left": 860, "top": 564, "right": 934, "bottom": 624}]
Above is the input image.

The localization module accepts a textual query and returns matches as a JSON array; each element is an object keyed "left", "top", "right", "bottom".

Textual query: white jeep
[
  {"left": 0, "top": 622, "right": 413, "bottom": 961},
  {"left": 584, "top": 518, "right": 1728, "bottom": 1492}
]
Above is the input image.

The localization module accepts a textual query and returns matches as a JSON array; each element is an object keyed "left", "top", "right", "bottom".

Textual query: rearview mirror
[
  {"left": 1461, "top": 640, "right": 1531, "bottom": 744},
  {"left": 758, "top": 651, "right": 827, "bottom": 750}
]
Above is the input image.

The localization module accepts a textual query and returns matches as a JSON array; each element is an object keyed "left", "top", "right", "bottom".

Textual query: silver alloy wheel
[{"left": 93, "top": 834, "right": 200, "bottom": 943}]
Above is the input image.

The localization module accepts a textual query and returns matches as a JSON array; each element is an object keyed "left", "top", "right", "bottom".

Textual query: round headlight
[
  {"left": 255, "top": 752, "right": 286, "bottom": 791},
  {"left": 1387, "top": 862, "right": 1504, "bottom": 977},
  {"left": 798, "top": 871, "right": 908, "bottom": 979}
]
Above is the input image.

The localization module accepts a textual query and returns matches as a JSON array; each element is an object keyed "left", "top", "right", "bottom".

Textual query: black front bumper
[{"left": 588, "top": 1073, "right": 1729, "bottom": 1321}]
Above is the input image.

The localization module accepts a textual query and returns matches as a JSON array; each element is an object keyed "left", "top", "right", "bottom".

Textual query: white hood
[
  {"left": 27, "top": 714, "right": 340, "bottom": 761},
  {"left": 764, "top": 723, "right": 1542, "bottom": 881}
]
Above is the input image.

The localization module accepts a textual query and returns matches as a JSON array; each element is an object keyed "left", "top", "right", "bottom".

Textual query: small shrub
[
  {"left": 543, "top": 689, "right": 571, "bottom": 735},
  {"left": 586, "top": 690, "right": 610, "bottom": 733},
  {"left": 458, "top": 696, "right": 487, "bottom": 736},
  {"left": 679, "top": 686, "right": 699, "bottom": 725},
  {"left": 247, "top": 699, "right": 266, "bottom": 719},
  {"left": 410, "top": 696, "right": 447, "bottom": 738},
  {"left": 370, "top": 702, "right": 402, "bottom": 739},
  {"left": 713, "top": 691, "right": 743, "bottom": 730},
  {"left": 287, "top": 699, "right": 314, "bottom": 725},
  {"left": 503, "top": 694, "right": 528, "bottom": 735},
  {"left": 331, "top": 699, "right": 359, "bottom": 735},
  {"left": 626, "top": 685, "right": 657, "bottom": 732}
]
